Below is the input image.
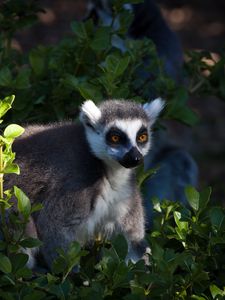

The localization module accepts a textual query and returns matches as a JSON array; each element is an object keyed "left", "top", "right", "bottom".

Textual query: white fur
[
  {"left": 23, "top": 248, "right": 38, "bottom": 269},
  {"left": 111, "top": 119, "right": 143, "bottom": 145},
  {"left": 80, "top": 100, "right": 101, "bottom": 125},
  {"left": 85, "top": 129, "right": 107, "bottom": 161},
  {"left": 143, "top": 98, "right": 165, "bottom": 125},
  {"left": 107, "top": 119, "right": 151, "bottom": 156},
  {"left": 78, "top": 168, "right": 132, "bottom": 243}
]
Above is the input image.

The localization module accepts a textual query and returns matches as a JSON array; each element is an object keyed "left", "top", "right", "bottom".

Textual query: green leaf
[
  {"left": 48, "top": 281, "right": 71, "bottom": 299},
  {"left": 105, "top": 54, "right": 130, "bottom": 77},
  {"left": 52, "top": 256, "right": 67, "bottom": 274},
  {"left": 66, "top": 241, "right": 88, "bottom": 272},
  {"left": 47, "top": 273, "right": 58, "bottom": 284},
  {"left": 191, "top": 296, "right": 208, "bottom": 300},
  {"left": 185, "top": 186, "right": 200, "bottom": 211},
  {"left": 137, "top": 165, "right": 159, "bottom": 188},
  {"left": 14, "top": 186, "right": 31, "bottom": 218},
  {"left": 210, "top": 207, "right": 225, "bottom": 231},
  {"left": 0, "top": 254, "right": 12, "bottom": 273},
  {"left": 29, "top": 49, "right": 45, "bottom": 76},
  {"left": 199, "top": 186, "right": 212, "bottom": 211},
  {"left": 31, "top": 203, "right": 43, "bottom": 213},
  {"left": 23, "top": 291, "right": 46, "bottom": 300},
  {"left": 0, "top": 67, "right": 12, "bottom": 87},
  {"left": 0, "top": 291, "right": 14, "bottom": 300},
  {"left": 71, "top": 21, "right": 88, "bottom": 40},
  {"left": 4, "top": 163, "right": 20, "bottom": 175},
  {"left": 0, "top": 274, "right": 15, "bottom": 286},
  {"left": 91, "top": 27, "right": 111, "bottom": 51},
  {"left": 67, "top": 241, "right": 81, "bottom": 261},
  {"left": 0, "top": 95, "right": 15, "bottom": 119},
  {"left": 118, "top": 11, "right": 134, "bottom": 35},
  {"left": 11, "top": 253, "right": 28, "bottom": 272},
  {"left": 20, "top": 237, "right": 43, "bottom": 248},
  {"left": 152, "top": 197, "right": 162, "bottom": 213},
  {"left": 64, "top": 74, "right": 80, "bottom": 89},
  {"left": 112, "top": 261, "right": 129, "bottom": 288},
  {"left": 174, "top": 211, "right": 188, "bottom": 232},
  {"left": 15, "top": 267, "right": 32, "bottom": 279},
  {"left": 14, "top": 68, "right": 31, "bottom": 89},
  {"left": 165, "top": 91, "right": 199, "bottom": 126},
  {"left": 112, "top": 234, "right": 128, "bottom": 260},
  {"left": 4, "top": 124, "right": 25, "bottom": 139},
  {"left": 176, "top": 106, "right": 199, "bottom": 126},
  {"left": 210, "top": 236, "right": 225, "bottom": 245},
  {"left": 210, "top": 284, "right": 225, "bottom": 299},
  {"left": 78, "top": 83, "right": 102, "bottom": 100},
  {"left": 167, "top": 104, "right": 199, "bottom": 126}
]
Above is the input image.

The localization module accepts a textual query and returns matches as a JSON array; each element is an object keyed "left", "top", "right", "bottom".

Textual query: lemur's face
[
  {"left": 104, "top": 119, "right": 150, "bottom": 168},
  {"left": 80, "top": 99, "right": 164, "bottom": 169}
]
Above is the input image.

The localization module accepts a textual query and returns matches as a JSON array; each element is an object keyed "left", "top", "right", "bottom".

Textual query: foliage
[
  {"left": 185, "top": 50, "right": 225, "bottom": 101},
  {"left": 0, "top": 95, "right": 224, "bottom": 299},
  {"left": 0, "top": 0, "right": 199, "bottom": 126},
  {"left": 0, "top": 0, "right": 225, "bottom": 298}
]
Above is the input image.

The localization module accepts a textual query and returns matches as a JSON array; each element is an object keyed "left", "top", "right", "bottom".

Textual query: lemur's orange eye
[
  {"left": 111, "top": 135, "right": 120, "bottom": 143},
  {"left": 137, "top": 133, "right": 148, "bottom": 143}
]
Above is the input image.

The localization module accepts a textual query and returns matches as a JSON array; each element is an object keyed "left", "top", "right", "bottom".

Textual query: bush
[{"left": 0, "top": 0, "right": 200, "bottom": 126}]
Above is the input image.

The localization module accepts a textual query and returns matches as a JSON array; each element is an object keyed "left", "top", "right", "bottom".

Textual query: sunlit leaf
[
  {"left": 14, "top": 186, "right": 31, "bottom": 218},
  {"left": 185, "top": 186, "right": 200, "bottom": 211},
  {"left": 210, "top": 284, "right": 225, "bottom": 299},
  {"left": 4, "top": 124, "right": 25, "bottom": 139},
  {"left": 0, "top": 95, "right": 15, "bottom": 119}
]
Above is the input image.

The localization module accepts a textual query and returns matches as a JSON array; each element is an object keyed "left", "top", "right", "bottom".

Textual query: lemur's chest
[{"left": 86, "top": 170, "right": 132, "bottom": 238}]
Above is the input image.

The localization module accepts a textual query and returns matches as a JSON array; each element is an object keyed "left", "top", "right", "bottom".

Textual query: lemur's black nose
[{"left": 119, "top": 147, "right": 143, "bottom": 168}]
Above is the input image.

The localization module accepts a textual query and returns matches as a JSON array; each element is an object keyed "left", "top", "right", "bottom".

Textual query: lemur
[
  {"left": 86, "top": 0, "right": 183, "bottom": 82},
  {"left": 5, "top": 98, "right": 164, "bottom": 269}
]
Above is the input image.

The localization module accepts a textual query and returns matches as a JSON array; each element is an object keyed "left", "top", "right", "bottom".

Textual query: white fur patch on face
[
  {"left": 85, "top": 129, "right": 105, "bottom": 157},
  {"left": 80, "top": 100, "right": 101, "bottom": 126},
  {"left": 143, "top": 98, "right": 165, "bottom": 126},
  {"left": 106, "top": 119, "right": 151, "bottom": 156},
  {"left": 105, "top": 119, "right": 151, "bottom": 157},
  {"left": 109, "top": 119, "right": 144, "bottom": 145}
]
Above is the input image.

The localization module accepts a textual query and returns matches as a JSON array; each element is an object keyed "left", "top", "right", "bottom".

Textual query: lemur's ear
[
  {"left": 143, "top": 98, "right": 165, "bottom": 126},
  {"left": 80, "top": 100, "right": 102, "bottom": 128}
]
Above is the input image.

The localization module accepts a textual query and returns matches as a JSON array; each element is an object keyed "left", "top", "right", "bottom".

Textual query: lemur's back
[{"left": 6, "top": 122, "right": 105, "bottom": 207}]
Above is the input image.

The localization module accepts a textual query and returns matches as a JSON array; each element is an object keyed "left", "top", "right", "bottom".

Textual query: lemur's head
[{"left": 80, "top": 99, "right": 165, "bottom": 169}]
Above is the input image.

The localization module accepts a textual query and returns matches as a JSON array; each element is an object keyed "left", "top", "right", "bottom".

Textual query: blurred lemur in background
[
  {"left": 87, "top": 0, "right": 198, "bottom": 226},
  {"left": 89, "top": 0, "right": 183, "bottom": 81}
]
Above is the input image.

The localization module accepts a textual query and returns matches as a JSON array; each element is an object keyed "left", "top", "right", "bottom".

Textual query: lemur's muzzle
[{"left": 119, "top": 147, "right": 143, "bottom": 168}]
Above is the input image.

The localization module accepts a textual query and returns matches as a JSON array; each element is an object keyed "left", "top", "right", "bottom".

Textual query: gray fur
[
  {"left": 98, "top": 100, "right": 149, "bottom": 124},
  {"left": 5, "top": 99, "right": 164, "bottom": 269}
]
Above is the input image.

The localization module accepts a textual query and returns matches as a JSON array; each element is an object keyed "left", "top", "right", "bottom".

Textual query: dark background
[
  {"left": 159, "top": 0, "right": 225, "bottom": 202},
  {"left": 10, "top": 0, "right": 225, "bottom": 201}
]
